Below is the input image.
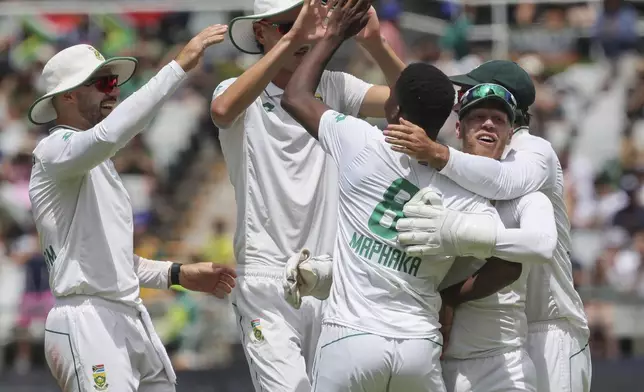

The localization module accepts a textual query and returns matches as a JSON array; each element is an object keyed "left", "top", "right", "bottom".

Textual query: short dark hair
[
  {"left": 514, "top": 108, "right": 531, "bottom": 127},
  {"left": 395, "top": 63, "right": 455, "bottom": 140}
]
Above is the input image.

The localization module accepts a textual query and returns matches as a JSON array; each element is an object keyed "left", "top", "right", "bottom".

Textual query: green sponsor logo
[
  {"left": 62, "top": 131, "right": 73, "bottom": 141},
  {"left": 263, "top": 102, "right": 275, "bottom": 112}
]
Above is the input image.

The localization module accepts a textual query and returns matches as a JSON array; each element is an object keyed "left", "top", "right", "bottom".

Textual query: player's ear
[
  {"left": 253, "top": 22, "right": 266, "bottom": 46},
  {"left": 455, "top": 120, "right": 462, "bottom": 139}
]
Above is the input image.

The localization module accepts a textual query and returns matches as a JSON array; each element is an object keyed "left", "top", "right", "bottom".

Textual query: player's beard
[{"left": 77, "top": 96, "right": 107, "bottom": 128}]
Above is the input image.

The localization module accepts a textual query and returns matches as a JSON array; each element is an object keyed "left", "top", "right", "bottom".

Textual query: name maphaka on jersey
[{"left": 350, "top": 232, "right": 422, "bottom": 277}]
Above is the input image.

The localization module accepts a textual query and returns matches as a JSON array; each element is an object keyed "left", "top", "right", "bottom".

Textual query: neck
[
  {"left": 55, "top": 115, "right": 92, "bottom": 131},
  {"left": 272, "top": 69, "right": 294, "bottom": 90}
]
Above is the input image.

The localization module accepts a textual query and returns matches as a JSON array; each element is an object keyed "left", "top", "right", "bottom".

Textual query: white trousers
[
  {"left": 312, "top": 323, "right": 446, "bottom": 392},
  {"left": 527, "top": 320, "right": 592, "bottom": 392},
  {"left": 231, "top": 266, "right": 323, "bottom": 392},
  {"left": 442, "top": 349, "right": 537, "bottom": 392},
  {"left": 44, "top": 295, "right": 175, "bottom": 392}
]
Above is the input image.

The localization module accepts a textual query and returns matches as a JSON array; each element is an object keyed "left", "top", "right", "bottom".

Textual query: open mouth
[
  {"left": 100, "top": 100, "right": 116, "bottom": 110},
  {"left": 476, "top": 134, "right": 497, "bottom": 145}
]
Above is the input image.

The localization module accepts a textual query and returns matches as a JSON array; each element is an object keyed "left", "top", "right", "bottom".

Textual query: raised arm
[
  {"left": 281, "top": 0, "right": 372, "bottom": 139},
  {"left": 211, "top": 1, "right": 325, "bottom": 128},
  {"left": 37, "top": 25, "right": 226, "bottom": 179},
  {"left": 353, "top": 6, "right": 405, "bottom": 118}
]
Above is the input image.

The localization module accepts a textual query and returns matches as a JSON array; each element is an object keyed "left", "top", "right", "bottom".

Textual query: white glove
[
  {"left": 395, "top": 188, "right": 498, "bottom": 259},
  {"left": 283, "top": 249, "right": 334, "bottom": 309}
]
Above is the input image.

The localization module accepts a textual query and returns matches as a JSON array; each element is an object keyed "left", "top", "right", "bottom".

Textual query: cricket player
[
  {"left": 423, "top": 83, "right": 561, "bottom": 392},
  {"left": 391, "top": 61, "right": 592, "bottom": 392},
  {"left": 27, "top": 26, "right": 236, "bottom": 392},
  {"left": 280, "top": 3, "right": 561, "bottom": 390},
  {"left": 210, "top": 0, "right": 406, "bottom": 389}
]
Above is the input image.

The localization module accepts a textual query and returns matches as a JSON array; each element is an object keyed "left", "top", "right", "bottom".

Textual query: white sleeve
[
  {"left": 133, "top": 254, "right": 172, "bottom": 290},
  {"left": 211, "top": 78, "right": 245, "bottom": 129},
  {"left": 492, "top": 192, "right": 557, "bottom": 264},
  {"left": 321, "top": 71, "right": 373, "bottom": 117},
  {"left": 36, "top": 61, "right": 186, "bottom": 179},
  {"left": 440, "top": 140, "right": 554, "bottom": 200},
  {"left": 318, "top": 110, "right": 376, "bottom": 170}
]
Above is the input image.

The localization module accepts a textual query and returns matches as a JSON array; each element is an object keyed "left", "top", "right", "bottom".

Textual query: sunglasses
[
  {"left": 460, "top": 83, "right": 517, "bottom": 113},
  {"left": 83, "top": 75, "right": 118, "bottom": 94},
  {"left": 267, "top": 21, "right": 295, "bottom": 35}
]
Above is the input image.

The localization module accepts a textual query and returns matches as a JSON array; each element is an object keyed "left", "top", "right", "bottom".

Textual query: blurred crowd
[{"left": 1, "top": 0, "right": 644, "bottom": 377}]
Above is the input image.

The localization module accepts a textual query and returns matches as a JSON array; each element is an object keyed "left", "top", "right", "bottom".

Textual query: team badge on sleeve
[
  {"left": 92, "top": 364, "right": 108, "bottom": 391},
  {"left": 250, "top": 319, "right": 265, "bottom": 343}
]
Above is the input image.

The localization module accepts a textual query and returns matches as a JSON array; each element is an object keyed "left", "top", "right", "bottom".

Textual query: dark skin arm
[
  {"left": 440, "top": 257, "right": 523, "bottom": 307},
  {"left": 281, "top": 35, "right": 343, "bottom": 140},
  {"left": 281, "top": 0, "right": 371, "bottom": 139}
]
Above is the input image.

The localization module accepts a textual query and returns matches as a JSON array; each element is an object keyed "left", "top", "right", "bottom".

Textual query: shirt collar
[
  {"left": 513, "top": 126, "right": 530, "bottom": 135},
  {"left": 265, "top": 82, "right": 284, "bottom": 98},
  {"left": 48, "top": 125, "right": 83, "bottom": 134}
]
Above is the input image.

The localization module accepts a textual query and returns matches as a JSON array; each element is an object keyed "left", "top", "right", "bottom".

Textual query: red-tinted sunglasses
[
  {"left": 83, "top": 75, "right": 118, "bottom": 94},
  {"left": 267, "top": 21, "right": 295, "bottom": 35}
]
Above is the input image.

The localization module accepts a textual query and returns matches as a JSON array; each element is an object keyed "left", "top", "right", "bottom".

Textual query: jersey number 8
[{"left": 367, "top": 178, "right": 419, "bottom": 240}]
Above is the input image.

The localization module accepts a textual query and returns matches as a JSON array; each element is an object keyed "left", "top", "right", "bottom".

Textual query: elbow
[
  {"left": 210, "top": 98, "right": 235, "bottom": 128},
  {"left": 533, "top": 235, "right": 556, "bottom": 264}
]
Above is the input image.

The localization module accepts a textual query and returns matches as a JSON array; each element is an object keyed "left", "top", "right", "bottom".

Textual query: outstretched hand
[
  {"left": 175, "top": 24, "right": 228, "bottom": 72},
  {"left": 324, "top": 0, "right": 373, "bottom": 41}
]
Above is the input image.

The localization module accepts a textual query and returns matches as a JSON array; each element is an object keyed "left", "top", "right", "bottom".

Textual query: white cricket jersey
[
  {"left": 444, "top": 192, "right": 556, "bottom": 359},
  {"left": 441, "top": 127, "right": 589, "bottom": 340},
  {"left": 317, "top": 110, "right": 500, "bottom": 339},
  {"left": 213, "top": 71, "right": 372, "bottom": 268},
  {"left": 29, "top": 61, "right": 186, "bottom": 306}
]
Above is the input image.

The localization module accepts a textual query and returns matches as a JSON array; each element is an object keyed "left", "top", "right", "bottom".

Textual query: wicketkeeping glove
[
  {"left": 283, "top": 249, "right": 333, "bottom": 310},
  {"left": 395, "top": 188, "right": 498, "bottom": 259}
]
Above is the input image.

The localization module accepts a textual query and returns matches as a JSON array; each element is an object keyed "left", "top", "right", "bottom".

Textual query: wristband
[{"left": 170, "top": 263, "right": 182, "bottom": 286}]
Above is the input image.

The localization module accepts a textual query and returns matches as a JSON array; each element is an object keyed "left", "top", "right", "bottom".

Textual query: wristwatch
[{"left": 170, "top": 263, "right": 182, "bottom": 286}]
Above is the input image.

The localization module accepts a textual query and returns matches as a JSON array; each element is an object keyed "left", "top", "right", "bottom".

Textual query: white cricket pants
[
  {"left": 312, "top": 323, "right": 446, "bottom": 392},
  {"left": 44, "top": 295, "right": 175, "bottom": 392},
  {"left": 442, "top": 349, "right": 537, "bottom": 392},
  {"left": 527, "top": 320, "right": 592, "bottom": 392},
  {"left": 231, "top": 266, "right": 323, "bottom": 392}
]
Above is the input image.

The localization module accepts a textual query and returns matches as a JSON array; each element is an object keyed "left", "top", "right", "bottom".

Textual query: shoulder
[
  {"left": 33, "top": 127, "right": 76, "bottom": 157},
  {"left": 212, "top": 77, "right": 239, "bottom": 99}
]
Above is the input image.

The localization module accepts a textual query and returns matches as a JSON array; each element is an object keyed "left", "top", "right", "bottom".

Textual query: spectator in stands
[
  {"left": 510, "top": 5, "right": 578, "bottom": 72},
  {"left": 612, "top": 173, "right": 644, "bottom": 236},
  {"left": 378, "top": 0, "right": 406, "bottom": 63},
  {"left": 200, "top": 219, "right": 234, "bottom": 266},
  {"left": 592, "top": 0, "right": 638, "bottom": 61},
  {"left": 440, "top": 3, "right": 474, "bottom": 61}
]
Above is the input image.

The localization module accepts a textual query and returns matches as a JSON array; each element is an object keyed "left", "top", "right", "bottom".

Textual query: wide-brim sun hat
[
  {"left": 229, "top": 0, "right": 304, "bottom": 55},
  {"left": 28, "top": 44, "right": 138, "bottom": 125}
]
